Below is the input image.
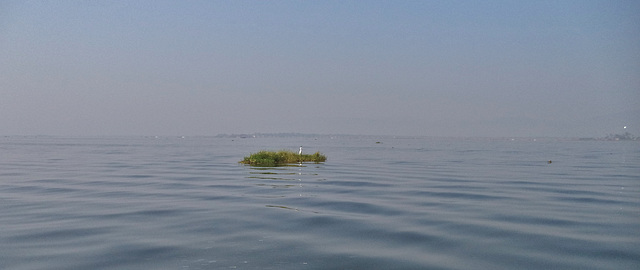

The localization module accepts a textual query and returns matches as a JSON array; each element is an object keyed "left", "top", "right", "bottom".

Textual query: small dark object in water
[{"left": 548, "top": 160, "right": 552, "bottom": 164}]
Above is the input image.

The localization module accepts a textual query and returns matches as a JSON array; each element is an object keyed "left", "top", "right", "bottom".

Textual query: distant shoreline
[{"left": 2, "top": 132, "right": 637, "bottom": 141}]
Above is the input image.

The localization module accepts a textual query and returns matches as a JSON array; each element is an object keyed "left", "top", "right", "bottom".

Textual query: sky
[{"left": 1, "top": 0, "right": 639, "bottom": 137}]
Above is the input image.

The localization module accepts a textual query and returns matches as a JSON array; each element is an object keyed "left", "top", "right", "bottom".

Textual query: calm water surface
[{"left": 1, "top": 136, "right": 639, "bottom": 269}]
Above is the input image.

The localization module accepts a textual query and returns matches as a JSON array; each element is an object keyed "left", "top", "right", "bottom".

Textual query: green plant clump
[{"left": 240, "top": 150, "right": 327, "bottom": 166}]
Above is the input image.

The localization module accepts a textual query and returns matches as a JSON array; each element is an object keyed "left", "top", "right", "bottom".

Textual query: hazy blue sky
[{"left": 1, "top": 0, "right": 638, "bottom": 137}]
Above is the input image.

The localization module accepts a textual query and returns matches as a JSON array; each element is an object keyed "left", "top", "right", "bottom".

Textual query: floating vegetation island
[{"left": 240, "top": 150, "right": 327, "bottom": 166}]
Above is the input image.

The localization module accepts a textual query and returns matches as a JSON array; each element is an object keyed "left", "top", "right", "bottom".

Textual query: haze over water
[
  {"left": 1, "top": 136, "right": 638, "bottom": 269},
  {"left": 2, "top": 2, "right": 639, "bottom": 268},
  {"left": 2, "top": 1, "right": 639, "bottom": 137}
]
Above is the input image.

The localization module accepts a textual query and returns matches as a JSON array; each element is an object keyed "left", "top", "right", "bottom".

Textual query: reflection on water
[
  {"left": 246, "top": 162, "right": 321, "bottom": 188},
  {"left": 245, "top": 162, "right": 328, "bottom": 214}
]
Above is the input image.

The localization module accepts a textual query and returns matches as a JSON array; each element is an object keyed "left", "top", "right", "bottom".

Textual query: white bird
[{"left": 299, "top": 146, "right": 303, "bottom": 155}]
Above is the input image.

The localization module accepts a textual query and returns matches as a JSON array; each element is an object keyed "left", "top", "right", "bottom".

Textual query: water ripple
[{"left": 1, "top": 137, "right": 638, "bottom": 270}]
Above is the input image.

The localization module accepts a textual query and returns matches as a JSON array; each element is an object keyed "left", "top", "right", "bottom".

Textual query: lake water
[{"left": 1, "top": 136, "right": 639, "bottom": 270}]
